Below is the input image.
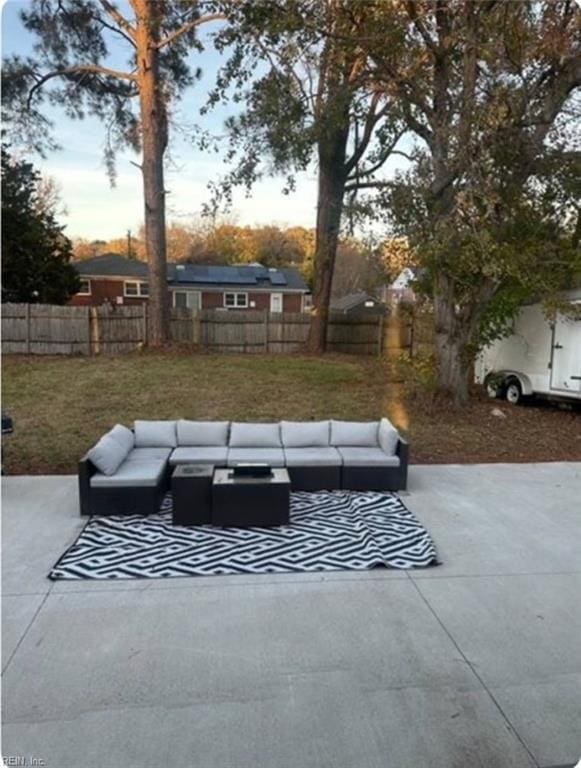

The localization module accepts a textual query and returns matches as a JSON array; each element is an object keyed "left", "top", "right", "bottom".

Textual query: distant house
[
  {"left": 383, "top": 267, "right": 418, "bottom": 305},
  {"left": 70, "top": 254, "right": 312, "bottom": 313},
  {"left": 330, "top": 291, "right": 387, "bottom": 316},
  {"left": 70, "top": 254, "right": 150, "bottom": 307}
]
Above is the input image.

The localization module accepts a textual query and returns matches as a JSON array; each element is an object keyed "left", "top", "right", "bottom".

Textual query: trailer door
[{"left": 550, "top": 313, "right": 581, "bottom": 395}]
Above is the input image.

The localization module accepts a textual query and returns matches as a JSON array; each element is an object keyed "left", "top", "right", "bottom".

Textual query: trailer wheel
[{"left": 505, "top": 379, "right": 523, "bottom": 405}]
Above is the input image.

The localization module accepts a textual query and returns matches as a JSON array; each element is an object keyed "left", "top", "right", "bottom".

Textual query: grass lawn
[{"left": 2, "top": 351, "right": 580, "bottom": 474}]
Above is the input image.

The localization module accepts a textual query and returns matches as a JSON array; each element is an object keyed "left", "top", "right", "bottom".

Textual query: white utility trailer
[{"left": 475, "top": 288, "right": 581, "bottom": 405}]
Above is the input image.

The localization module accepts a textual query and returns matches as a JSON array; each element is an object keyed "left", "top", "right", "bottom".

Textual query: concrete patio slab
[
  {"left": 2, "top": 475, "right": 84, "bottom": 596},
  {"left": 2, "top": 463, "right": 581, "bottom": 768},
  {"left": 405, "top": 463, "right": 581, "bottom": 577},
  {"left": 2, "top": 580, "right": 479, "bottom": 723},
  {"left": 413, "top": 573, "right": 581, "bottom": 687},
  {"left": 1, "top": 680, "right": 537, "bottom": 768},
  {"left": 489, "top": 675, "right": 581, "bottom": 768},
  {"left": 2, "top": 593, "right": 46, "bottom": 669}
]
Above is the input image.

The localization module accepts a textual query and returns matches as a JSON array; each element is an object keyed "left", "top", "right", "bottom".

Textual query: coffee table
[{"left": 212, "top": 468, "right": 290, "bottom": 527}]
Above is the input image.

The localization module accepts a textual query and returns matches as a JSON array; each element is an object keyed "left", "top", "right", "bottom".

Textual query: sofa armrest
[
  {"left": 78, "top": 453, "right": 97, "bottom": 516},
  {"left": 395, "top": 437, "right": 409, "bottom": 490}
]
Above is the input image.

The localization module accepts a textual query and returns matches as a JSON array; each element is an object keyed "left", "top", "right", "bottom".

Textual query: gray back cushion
[
  {"left": 378, "top": 417, "right": 400, "bottom": 455},
  {"left": 108, "top": 424, "right": 134, "bottom": 454},
  {"left": 88, "top": 433, "right": 129, "bottom": 476},
  {"left": 177, "top": 420, "right": 230, "bottom": 446},
  {"left": 229, "top": 422, "right": 282, "bottom": 448},
  {"left": 330, "top": 420, "right": 379, "bottom": 446},
  {"left": 281, "top": 421, "right": 330, "bottom": 447},
  {"left": 134, "top": 420, "right": 177, "bottom": 448}
]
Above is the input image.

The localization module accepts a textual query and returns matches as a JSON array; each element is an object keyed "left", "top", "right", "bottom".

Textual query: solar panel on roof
[{"left": 269, "top": 273, "right": 287, "bottom": 286}]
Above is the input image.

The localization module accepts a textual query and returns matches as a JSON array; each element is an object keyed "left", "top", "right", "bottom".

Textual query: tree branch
[
  {"left": 344, "top": 179, "right": 394, "bottom": 192},
  {"left": 405, "top": 1, "right": 439, "bottom": 55},
  {"left": 27, "top": 65, "right": 138, "bottom": 108},
  {"left": 98, "top": 0, "right": 136, "bottom": 39},
  {"left": 155, "top": 13, "right": 225, "bottom": 50},
  {"left": 346, "top": 138, "right": 410, "bottom": 181},
  {"left": 344, "top": 92, "right": 384, "bottom": 174},
  {"left": 93, "top": 13, "right": 137, "bottom": 48}
]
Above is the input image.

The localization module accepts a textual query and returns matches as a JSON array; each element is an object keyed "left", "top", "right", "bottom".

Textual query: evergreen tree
[{"left": 1, "top": 146, "right": 79, "bottom": 304}]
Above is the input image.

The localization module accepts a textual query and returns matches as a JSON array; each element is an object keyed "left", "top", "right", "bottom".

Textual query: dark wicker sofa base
[{"left": 79, "top": 439, "right": 408, "bottom": 517}]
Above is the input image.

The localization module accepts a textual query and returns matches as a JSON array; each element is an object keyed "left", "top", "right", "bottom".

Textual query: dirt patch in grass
[{"left": 2, "top": 351, "right": 580, "bottom": 474}]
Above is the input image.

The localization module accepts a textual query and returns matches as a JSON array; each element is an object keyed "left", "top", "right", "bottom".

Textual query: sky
[{"left": 1, "top": 1, "right": 407, "bottom": 242}]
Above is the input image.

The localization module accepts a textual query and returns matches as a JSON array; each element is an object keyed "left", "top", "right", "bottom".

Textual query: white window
[
  {"left": 303, "top": 294, "right": 313, "bottom": 312},
  {"left": 224, "top": 292, "right": 248, "bottom": 308},
  {"left": 173, "top": 291, "right": 201, "bottom": 310},
  {"left": 364, "top": 300, "right": 375, "bottom": 307},
  {"left": 77, "top": 279, "right": 91, "bottom": 296},
  {"left": 270, "top": 293, "right": 283, "bottom": 313},
  {"left": 124, "top": 281, "right": 149, "bottom": 297}
]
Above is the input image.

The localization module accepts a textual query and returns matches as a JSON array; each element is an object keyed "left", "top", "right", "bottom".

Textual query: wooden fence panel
[
  {"left": 267, "top": 312, "right": 309, "bottom": 352},
  {"left": 2, "top": 303, "right": 91, "bottom": 355},
  {"left": 327, "top": 313, "right": 380, "bottom": 355},
  {"left": 2, "top": 304, "right": 383, "bottom": 356},
  {"left": 202, "top": 309, "right": 267, "bottom": 353},
  {"left": 94, "top": 305, "right": 144, "bottom": 354},
  {"left": 170, "top": 307, "right": 195, "bottom": 345}
]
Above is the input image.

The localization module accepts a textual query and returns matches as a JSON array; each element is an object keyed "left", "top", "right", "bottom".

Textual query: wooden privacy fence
[{"left": 2, "top": 304, "right": 384, "bottom": 356}]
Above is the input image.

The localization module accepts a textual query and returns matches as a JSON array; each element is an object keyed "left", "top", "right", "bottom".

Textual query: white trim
[
  {"left": 223, "top": 291, "right": 248, "bottom": 309},
  {"left": 124, "top": 280, "right": 149, "bottom": 298},
  {"left": 173, "top": 290, "right": 201, "bottom": 310},
  {"left": 77, "top": 278, "right": 92, "bottom": 296},
  {"left": 270, "top": 292, "right": 283, "bottom": 313}
]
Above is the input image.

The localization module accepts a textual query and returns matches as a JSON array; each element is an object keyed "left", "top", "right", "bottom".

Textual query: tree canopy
[{"left": 1, "top": 145, "right": 79, "bottom": 304}]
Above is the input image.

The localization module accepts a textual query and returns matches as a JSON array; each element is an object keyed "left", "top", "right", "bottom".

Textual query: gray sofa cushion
[
  {"left": 283, "top": 447, "right": 342, "bottom": 467},
  {"left": 229, "top": 423, "right": 282, "bottom": 448},
  {"left": 125, "top": 447, "right": 172, "bottom": 462},
  {"left": 337, "top": 447, "right": 400, "bottom": 467},
  {"left": 169, "top": 447, "right": 228, "bottom": 466},
  {"left": 330, "top": 420, "right": 379, "bottom": 447},
  {"left": 134, "top": 420, "right": 177, "bottom": 448},
  {"left": 108, "top": 424, "right": 134, "bottom": 454},
  {"left": 280, "top": 421, "right": 330, "bottom": 447},
  {"left": 177, "top": 420, "right": 229, "bottom": 447},
  {"left": 378, "top": 417, "right": 399, "bottom": 455},
  {"left": 87, "top": 434, "right": 129, "bottom": 476},
  {"left": 227, "top": 448, "right": 285, "bottom": 467},
  {"left": 90, "top": 459, "right": 166, "bottom": 488}
]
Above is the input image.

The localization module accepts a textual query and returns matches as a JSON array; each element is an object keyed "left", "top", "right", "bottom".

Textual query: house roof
[
  {"left": 331, "top": 291, "right": 385, "bottom": 312},
  {"left": 74, "top": 255, "right": 309, "bottom": 291},
  {"left": 74, "top": 253, "right": 149, "bottom": 279},
  {"left": 171, "top": 264, "right": 308, "bottom": 291}
]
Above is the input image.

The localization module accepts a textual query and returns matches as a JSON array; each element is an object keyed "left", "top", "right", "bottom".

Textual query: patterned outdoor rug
[{"left": 49, "top": 491, "right": 439, "bottom": 580}]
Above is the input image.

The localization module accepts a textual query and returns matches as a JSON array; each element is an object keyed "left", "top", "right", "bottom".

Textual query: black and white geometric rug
[{"left": 49, "top": 491, "right": 439, "bottom": 580}]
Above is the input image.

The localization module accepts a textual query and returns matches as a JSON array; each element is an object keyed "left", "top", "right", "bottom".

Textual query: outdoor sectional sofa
[{"left": 79, "top": 419, "right": 409, "bottom": 517}]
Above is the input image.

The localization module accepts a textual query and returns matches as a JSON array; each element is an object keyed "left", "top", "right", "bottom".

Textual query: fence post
[
  {"left": 90, "top": 307, "right": 100, "bottom": 355},
  {"left": 86, "top": 306, "right": 91, "bottom": 355},
  {"left": 192, "top": 309, "right": 201, "bottom": 346},
  {"left": 25, "top": 303, "right": 31, "bottom": 354},
  {"left": 264, "top": 309, "right": 269, "bottom": 352},
  {"left": 203, "top": 311, "right": 210, "bottom": 351},
  {"left": 377, "top": 315, "right": 384, "bottom": 357},
  {"left": 142, "top": 303, "right": 148, "bottom": 347}
]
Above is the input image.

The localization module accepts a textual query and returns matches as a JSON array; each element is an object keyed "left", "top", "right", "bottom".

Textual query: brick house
[{"left": 70, "top": 254, "right": 312, "bottom": 313}]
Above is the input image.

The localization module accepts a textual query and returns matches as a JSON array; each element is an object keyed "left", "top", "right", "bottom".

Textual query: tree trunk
[
  {"left": 134, "top": 0, "right": 169, "bottom": 346},
  {"left": 433, "top": 274, "right": 472, "bottom": 405},
  {"left": 306, "top": 134, "right": 348, "bottom": 353}
]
